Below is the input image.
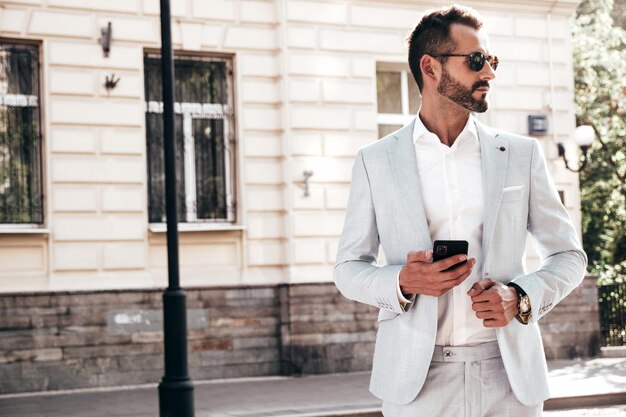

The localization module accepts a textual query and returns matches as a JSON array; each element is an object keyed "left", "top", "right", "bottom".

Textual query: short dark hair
[{"left": 407, "top": 5, "right": 483, "bottom": 91}]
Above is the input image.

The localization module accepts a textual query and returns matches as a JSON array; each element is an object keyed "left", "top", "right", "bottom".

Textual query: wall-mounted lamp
[
  {"left": 100, "top": 22, "right": 112, "bottom": 57},
  {"left": 557, "top": 125, "right": 595, "bottom": 173}
]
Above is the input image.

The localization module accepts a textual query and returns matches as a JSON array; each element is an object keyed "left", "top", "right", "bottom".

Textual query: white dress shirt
[{"left": 397, "top": 114, "right": 497, "bottom": 346}]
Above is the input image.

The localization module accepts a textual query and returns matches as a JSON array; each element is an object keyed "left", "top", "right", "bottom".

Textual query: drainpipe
[
  {"left": 277, "top": 0, "right": 295, "bottom": 280},
  {"left": 547, "top": 12, "right": 558, "bottom": 147},
  {"left": 276, "top": 0, "right": 296, "bottom": 377}
]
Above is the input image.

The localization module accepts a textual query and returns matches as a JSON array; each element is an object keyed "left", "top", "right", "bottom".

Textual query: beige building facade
[
  {"left": 0, "top": 0, "right": 583, "bottom": 294},
  {"left": 0, "top": 0, "right": 602, "bottom": 396}
]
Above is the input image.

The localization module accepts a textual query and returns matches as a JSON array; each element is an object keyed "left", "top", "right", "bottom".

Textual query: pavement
[{"left": 0, "top": 357, "right": 624, "bottom": 417}]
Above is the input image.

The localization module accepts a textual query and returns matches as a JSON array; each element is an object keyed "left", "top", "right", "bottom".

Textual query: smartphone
[{"left": 432, "top": 240, "right": 469, "bottom": 271}]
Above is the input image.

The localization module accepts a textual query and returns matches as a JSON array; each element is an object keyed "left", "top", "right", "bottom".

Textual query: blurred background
[{"left": 0, "top": 0, "right": 623, "bottom": 399}]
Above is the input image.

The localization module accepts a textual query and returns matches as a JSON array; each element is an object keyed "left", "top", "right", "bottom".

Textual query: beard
[{"left": 437, "top": 66, "right": 489, "bottom": 113}]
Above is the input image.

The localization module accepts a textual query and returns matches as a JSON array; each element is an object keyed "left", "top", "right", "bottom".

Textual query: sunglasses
[{"left": 430, "top": 51, "right": 499, "bottom": 72}]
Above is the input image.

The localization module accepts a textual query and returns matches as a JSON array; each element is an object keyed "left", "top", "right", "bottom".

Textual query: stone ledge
[{"left": 601, "top": 346, "right": 626, "bottom": 358}]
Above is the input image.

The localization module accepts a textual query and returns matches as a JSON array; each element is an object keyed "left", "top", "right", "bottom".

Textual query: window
[
  {"left": 144, "top": 53, "right": 236, "bottom": 224},
  {"left": 0, "top": 41, "right": 43, "bottom": 224},
  {"left": 376, "top": 64, "right": 421, "bottom": 139}
]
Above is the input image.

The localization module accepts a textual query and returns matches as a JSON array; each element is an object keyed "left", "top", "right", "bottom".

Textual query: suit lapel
[
  {"left": 476, "top": 121, "right": 509, "bottom": 264},
  {"left": 387, "top": 119, "right": 432, "bottom": 249},
  {"left": 386, "top": 118, "right": 509, "bottom": 257}
]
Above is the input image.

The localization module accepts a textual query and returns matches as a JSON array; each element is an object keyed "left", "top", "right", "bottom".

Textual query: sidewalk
[{"left": 0, "top": 357, "right": 624, "bottom": 417}]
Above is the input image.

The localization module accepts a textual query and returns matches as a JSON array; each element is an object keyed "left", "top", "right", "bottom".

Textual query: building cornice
[{"left": 348, "top": 0, "right": 581, "bottom": 16}]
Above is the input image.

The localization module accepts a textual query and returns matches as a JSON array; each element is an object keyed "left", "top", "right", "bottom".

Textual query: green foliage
[
  {"left": 596, "top": 259, "right": 626, "bottom": 286},
  {"left": 573, "top": 0, "right": 626, "bottom": 283}
]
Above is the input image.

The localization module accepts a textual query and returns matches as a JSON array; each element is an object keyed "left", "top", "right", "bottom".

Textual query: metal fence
[{"left": 598, "top": 281, "right": 626, "bottom": 346}]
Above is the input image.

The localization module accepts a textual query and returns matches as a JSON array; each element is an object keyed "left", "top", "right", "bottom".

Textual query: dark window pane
[
  {"left": 376, "top": 71, "right": 402, "bottom": 114},
  {"left": 194, "top": 118, "right": 227, "bottom": 220},
  {"left": 0, "top": 43, "right": 43, "bottom": 224},
  {"left": 144, "top": 56, "right": 228, "bottom": 105},
  {"left": 175, "top": 60, "right": 227, "bottom": 104},
  {"left": 0, "top": 44, "right": 38, "bottom": 96},
  {"left": 378, "top": 124, "right": 403, "bottom": 139},
  {"left": 146, "top": 113, "right": 186, "bottom": 223},
  {"left": 143, "top": 57, "right": 163, "bottom": 103}
]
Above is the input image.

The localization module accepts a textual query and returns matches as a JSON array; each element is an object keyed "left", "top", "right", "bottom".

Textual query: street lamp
[
  {"left": 157, "top": 0, "right": 195, "bottom": 416},
  {"left": 557, "top": 125, "right": 595, "bottom": 173}
]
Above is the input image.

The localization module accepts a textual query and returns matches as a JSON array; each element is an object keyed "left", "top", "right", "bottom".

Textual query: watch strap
[
  {"left": 507, "top": 282, "right": 527, "bottom": 297},
  {"left": 507, "top": 282, "right": 532, "bottom": 325}
]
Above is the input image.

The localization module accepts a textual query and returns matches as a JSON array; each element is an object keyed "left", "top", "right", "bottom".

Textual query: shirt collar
[{"left": 412, "top": 112, "right": 479, "bottom": 148}]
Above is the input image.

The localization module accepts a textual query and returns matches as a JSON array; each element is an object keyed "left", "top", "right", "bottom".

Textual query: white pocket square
[{"left": 501, "top": 185, "right": 524, "bottom": 203}]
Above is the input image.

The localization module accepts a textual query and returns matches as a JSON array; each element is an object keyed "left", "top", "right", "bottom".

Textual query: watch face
[{"left": 520, "top": 296, "right": 531, "bottom": 314}]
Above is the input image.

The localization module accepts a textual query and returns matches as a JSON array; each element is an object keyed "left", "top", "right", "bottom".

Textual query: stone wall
[
  {"left": 0, "top": 278, "right": 599, "bottom": 394},
  {"left": 0, "top": 287, "right": 281, "bottom": 394},
  {"left": 538, "top": 275, "right": 601, "bottom": 359},
  {"left": 278, "top": 284, "right": 377, "bottom": 375}
]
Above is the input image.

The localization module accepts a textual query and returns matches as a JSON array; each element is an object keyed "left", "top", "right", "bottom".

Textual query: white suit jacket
[{"left": 334, "top": 119, "right": 587, "bottom": 406}]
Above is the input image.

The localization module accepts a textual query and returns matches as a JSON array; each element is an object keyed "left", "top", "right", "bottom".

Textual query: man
[{"left": 334, "top": 5, "right": 587, "bottom": 417}]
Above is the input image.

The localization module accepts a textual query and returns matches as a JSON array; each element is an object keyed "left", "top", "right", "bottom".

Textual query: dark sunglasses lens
[{"left": 469, "top": 52, "right": 485, "bottom": 71}]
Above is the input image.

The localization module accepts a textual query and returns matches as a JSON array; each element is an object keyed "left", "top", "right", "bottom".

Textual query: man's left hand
[{"left": 467, "top": 278, "right": 518, "bottom": 327}]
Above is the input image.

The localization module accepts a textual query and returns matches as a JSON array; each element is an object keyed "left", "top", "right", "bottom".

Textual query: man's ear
[{"left": 420, "top": 55, "right": 439, "bottom": 85}]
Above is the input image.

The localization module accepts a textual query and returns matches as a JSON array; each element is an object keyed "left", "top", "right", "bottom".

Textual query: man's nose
[{"left": 481, "top": 62, "right": 496, "bottom": 81}]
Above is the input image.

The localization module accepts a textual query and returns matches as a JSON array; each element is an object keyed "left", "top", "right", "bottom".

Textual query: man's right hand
[{"left": 399, "top": 250, "right": 476, "bottom": 297}]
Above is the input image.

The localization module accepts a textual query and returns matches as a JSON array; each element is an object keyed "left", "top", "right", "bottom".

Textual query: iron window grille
[
  {"left": 0, "top": 41, "right": 43, "bottom": 225},
  {"left": 144, "top": 53, "right": 237, "bottom": 224}
]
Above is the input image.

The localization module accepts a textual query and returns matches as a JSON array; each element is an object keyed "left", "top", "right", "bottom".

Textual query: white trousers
[{"left": 382, "top": 342, "right": 543, "bottom": 417}]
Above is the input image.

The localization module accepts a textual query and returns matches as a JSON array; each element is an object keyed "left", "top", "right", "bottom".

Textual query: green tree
[{"left": 573, "top": 0, "right": 626, "bottom": 283}]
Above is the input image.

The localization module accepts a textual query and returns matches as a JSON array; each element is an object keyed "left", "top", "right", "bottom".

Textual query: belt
[{"left": 432, "top": 341, "right": 501, "bottom": 362}]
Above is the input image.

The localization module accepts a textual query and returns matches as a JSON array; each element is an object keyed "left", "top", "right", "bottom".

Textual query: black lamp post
[{"left": 157, "top": 0, "right": 195, "bottom": 416}]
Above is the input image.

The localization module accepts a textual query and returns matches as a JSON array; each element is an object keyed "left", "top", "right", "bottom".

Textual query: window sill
[
  {"left": 148, "top": 223, "right": 246, "bottom": 233},
  {"left": 0, "top": 225, "right": 50, "bottom": 234}
]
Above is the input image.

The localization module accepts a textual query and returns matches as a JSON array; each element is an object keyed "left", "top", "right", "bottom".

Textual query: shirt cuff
[{"left": 396, "top": 267, "right": 416, "bottom": 304}]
